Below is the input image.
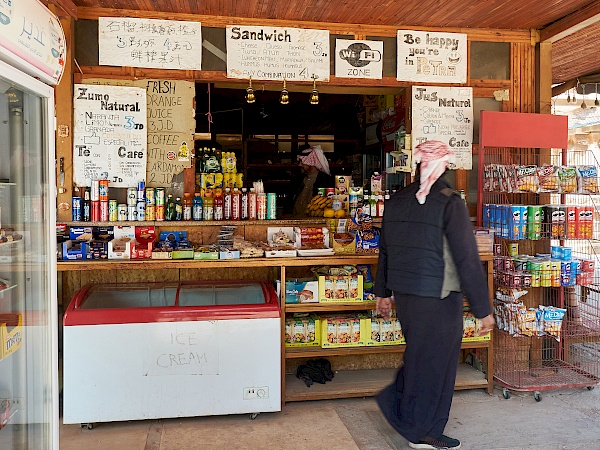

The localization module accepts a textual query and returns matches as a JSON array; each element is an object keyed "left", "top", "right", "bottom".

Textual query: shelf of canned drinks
[
  {"left": 482, "top": 203, "right": 596, "bottom": 241},
  {"left": 493, "top": 246, "right": 596, "bottom": 289}
]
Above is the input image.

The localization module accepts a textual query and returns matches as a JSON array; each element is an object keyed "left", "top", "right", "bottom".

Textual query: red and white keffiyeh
[
  {"left": 297, "top": 145, "right": 331, "bottom": 175},
  {"left": 413, "top": 140, "right": 454, "bottom": 204}
]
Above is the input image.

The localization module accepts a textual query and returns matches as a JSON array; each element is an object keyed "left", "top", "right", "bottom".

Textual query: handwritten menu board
[
  {"left": 226, "top": 26, "right": 330, "bottom": 81},
  {"left": 73, "top": 84, "right": 147, "bottom": 187},
  {"left": 81, "top": 79, "right": 196, "bottom": 188},
  {"left": 397, "top": 30, "right": 467, "bottom": 84},
  {"left": 411, "top": 86, "right": 473, "bottom": 170},
  {"left": 335, "top": 39, "right": 383, "bottom": 79},
  {"left": 99, "top": 17, "right": 202, "bottom": 70}
]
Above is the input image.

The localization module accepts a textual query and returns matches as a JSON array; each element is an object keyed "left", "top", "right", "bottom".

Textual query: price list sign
[
  {"left": 411, "top": 86, "right": 473, "bottom": 170},
  {"left": 226, "top": 25, "right": 330, "bottom": 81},
  {"left": 99, "top": 17, "right": 202, "bottom": 70},
  {"left": 73, "top": 84, "right": 147, "bottom": 187}
]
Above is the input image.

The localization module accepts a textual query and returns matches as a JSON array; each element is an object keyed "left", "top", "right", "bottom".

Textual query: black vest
[{"left": 381, "top": 180, "right": 457, "bottom": 298}]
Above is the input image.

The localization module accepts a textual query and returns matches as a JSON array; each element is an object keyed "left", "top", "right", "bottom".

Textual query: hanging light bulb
[
  {"left": 595, "top": 84, "right": 599, "bottom": 107},
  {"left": 581, "top": 84, "right": 587, "bottom": 109},
  {"left": 309, "top": 76, "right": 319, "bottom": 105},
  {"left": 280, "top": 79, "right": 289, "bottom": 105},
  {"left": 245, "top": 77, "right": 255, "bottom": 104},
  {"left": 567, "top": 90, "right": 571, "bottom": 103}
]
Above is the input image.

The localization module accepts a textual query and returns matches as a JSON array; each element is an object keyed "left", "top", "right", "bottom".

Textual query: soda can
[
  {"left": 155, "top": 204, "right": 165, "bottom": 221},
  {"left": 540, "top": 261, "right": 552, "bottom": 287},
  {"left": 127, "top": 187, "right": 137, "bottom": 206},
  {"left": 145, "top": 187, "right": 155, "bottom": 205},
  {"left": 155, "top": 187, "right": 166, "bottom": 206},
  {"left": 267, "top": 193, "right": 277, "bottom": 220},
  {"left": 127, "top": 205, "right": 137, "bottom": 221},
  {"left": 118, "top": 204, "right": 127, "bottom": 221},
  {"left": 99, "top": 179, "right": 109, "bottom": 202},
  {"left": 137, "top": 181, "right": 146, "bottom": 203},
  {"left": 91, "top": 179, "right": 100, "bottom": 201},
  {"left": 108, "top": 199, "right": 118, "bottom": 222},
  {"left": 528, "top": 260, "right": 542, "bottom": 287},
  {"left": 100, "top": 200, "right": 109, "bottom": 222},
  {"left": 508, "top": 243, "right": 519, "bottom": 257},
  {"left": 257, "top": 193, "right": 267, "bottom": 220},
  {"left": 562, "top": 247, "right": 572, "bottom": 261},
  {"left": 145, "top": 204, "right": 155, "bottom": 221},
  {"left": 136, "top": 201, "right": 146, "bottom": 221},
  {"left": 72, "top": 196, "right": 82, "bottom": 221},
  {"left": 581, "top": 206, "right": 594, "bottom": 239},
  {"left": 519, "top": 205, "right": 528, "bottom": 239},
  {"left": 508, "top": 205, "right": 521, "bottom": 240},
  {"left": 91, "top": 200, "right": 100, "bottom": 222}
]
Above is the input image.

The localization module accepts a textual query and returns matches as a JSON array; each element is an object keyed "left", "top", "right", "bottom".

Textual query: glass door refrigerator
[{"left": 0, "top": 18, "right": 62, "bottom": 450}]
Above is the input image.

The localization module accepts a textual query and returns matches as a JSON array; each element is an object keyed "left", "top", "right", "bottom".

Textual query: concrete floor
[{"left": 59, "top": 385, "right": 600, "bottom": 450}]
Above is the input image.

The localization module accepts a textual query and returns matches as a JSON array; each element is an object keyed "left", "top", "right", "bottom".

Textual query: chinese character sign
[
  {"left": 397, "top": 30, "right": 467, "bottom": 83},
  {"left": 99, "top": 17, "right": 202, "bottom": 70},
  {"left": 411, "top": 86, "right": 473, "bottom": 170}
]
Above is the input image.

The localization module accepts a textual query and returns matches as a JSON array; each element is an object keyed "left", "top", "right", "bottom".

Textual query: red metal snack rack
[{"left": 478, "top": 111, "right": 600, "bottom": 401}]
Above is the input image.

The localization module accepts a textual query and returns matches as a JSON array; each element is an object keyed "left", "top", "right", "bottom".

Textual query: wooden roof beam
[
  {"left": 49, "top": 0, "right": 78, "bottom": 19},
  {"left": 540, "top": 1, "right": 600, "bottom": 43}
]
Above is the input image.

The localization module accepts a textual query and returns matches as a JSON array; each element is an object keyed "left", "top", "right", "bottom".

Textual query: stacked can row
[
  {"left": 493, "top": 252, "right": 595, "bottom": 288},
  {"left": 483, "top": 204, "right": 594, "bottom": 240}
]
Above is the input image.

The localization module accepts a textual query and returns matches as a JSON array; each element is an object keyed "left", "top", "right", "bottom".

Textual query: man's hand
[
  {"left": 376, "top": 296, "right": 393, "bottom": 320},
  {"left": 478, "top": 314, "right": 495, "bottom": 336}
]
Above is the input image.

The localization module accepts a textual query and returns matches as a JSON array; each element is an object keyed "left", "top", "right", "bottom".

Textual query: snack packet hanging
[
  {"left": 515, "top": 165, "right": 539, "bottom": 193},
  {"left": 557, "top": 166, "right": 578, "bottom": 194},
  {"left": 537, "top": 164, "right": 559, "bottom": 193},
  {"left": 540, "top": 305, "right": 567, "bottom": 341},
  {"left": 577, "top": 165, "right": 599, "bottom": 194}
]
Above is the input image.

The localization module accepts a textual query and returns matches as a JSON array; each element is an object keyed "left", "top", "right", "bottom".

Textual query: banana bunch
[{"left": 306, "top": 195, "right": 333, "bottom": 217}]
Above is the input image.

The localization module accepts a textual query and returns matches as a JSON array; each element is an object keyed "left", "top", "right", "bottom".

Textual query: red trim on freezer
[{"left": 63, "top": 281, "right": 280, "bottom": 326}]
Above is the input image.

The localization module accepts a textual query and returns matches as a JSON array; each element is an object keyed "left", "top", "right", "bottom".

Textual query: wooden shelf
[
  {"left": 285, "top": 339, "right": 490, "bottom": 359},
  {"left": 286, "top": 302, "right": 376, "bottom": 313},
  {"left": 284, "top": 364, "right": 488, "bottom": 401},
  {"left": 57, "top": 254, "right": 380, "bottom": 271},
  {"left": 61, "top": 218, "right": 329, "bottom": 227}
]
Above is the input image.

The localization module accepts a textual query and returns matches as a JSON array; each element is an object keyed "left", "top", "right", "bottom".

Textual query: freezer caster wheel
[
  {"left": 587, "top": 386, "right": 595, "bottom": 391},
  {"left": 502, "top": 388, "right": 511, "bottom": 399},
  {"left": 250, "top": 413, "right": 259, "bottom": 420},
  {"left": 533, "top": 391, "right": 542, "bottom": 402},
  {"left": 80, "top": 423, "right": 94, "bottom": 430}
]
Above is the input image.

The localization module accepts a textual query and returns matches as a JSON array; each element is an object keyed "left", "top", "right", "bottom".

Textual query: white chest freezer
[{"left": 63, "top": 281, "right": 281, "bottom": 425}]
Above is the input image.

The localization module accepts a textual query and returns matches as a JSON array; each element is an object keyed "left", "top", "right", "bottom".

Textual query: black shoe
[{"left": 408, "top": 435, "right": 461, "bottom": 449}]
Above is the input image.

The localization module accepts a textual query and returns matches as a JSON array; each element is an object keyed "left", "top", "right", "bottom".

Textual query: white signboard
[
  {"left": 226, "top": 25, "right": 330, "bottom": 81},
  {"left": 99, "top": 17, "right": 202, "bottom": 70},
  {"left": 0, "top": 0, "right": 66, "bottom": 85},
  {"left": 335, "top": 39, "right": 383, "bottom": 79},
  {"left": 397, "top": 30, "right": 467, "bottom": 83},
  {"left": 411, "top": 86, "right": 473, "bottom": 170},
  {"left": 73, "top": 84, "right": 148, "bottom": 187}
]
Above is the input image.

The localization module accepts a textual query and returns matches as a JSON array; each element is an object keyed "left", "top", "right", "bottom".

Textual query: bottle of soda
[
  {"left": 214, "top": 190, "right": 224, "bottom": 221},
  {"left": 232, "top": 188, "right": 241, "bottom": 221},
  {"left": 203, "top": 191, "right": 214, "bottom": 220},
  {"left": 166, "top": 194, "right": 175, "bottom": 221},
  {"left": 193, "top": 193, "right": 203, "bottom": 221},
  {"left": 376, "top": 195, "right": 385, "bottom": 217},
  {"left": 224, "top": 187, "right": 232, "bottom": 220},
  {"left": 241, "top": 187, "right": 248, "bottom": 220},
  {"left": 183, "top": 192, "right": 192, "bottom": 221},
  {"left": 175, "top": 197, "right": 183, "bottom": 221}
]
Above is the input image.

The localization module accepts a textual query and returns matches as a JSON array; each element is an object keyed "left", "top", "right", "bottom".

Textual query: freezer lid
[{"left": 63, "top": 281, "right": 280, "bottom": 325}]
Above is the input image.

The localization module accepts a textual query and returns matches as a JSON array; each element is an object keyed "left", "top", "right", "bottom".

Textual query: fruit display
[{"left": 305, "top": 195, "right": 333, "bottom": 217}]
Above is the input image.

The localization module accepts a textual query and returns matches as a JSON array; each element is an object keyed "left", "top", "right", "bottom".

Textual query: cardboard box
[
  {"left": 320, "top": 314, "right": 367, "bottom": 348},
  {"left": 88, "top": 240, "right": 109, "bottom": 260},
  {"left": 194, "top": 250, "right": 219, "bottom": 260},
  {"left": 151, "top": 250, "right": 172, "bottom": 260},
  {"left": 219, "top": 249, "right": 240, "bottom": 260},
  {"left": 366, "top": 317, "right": 405, "bottom": 346},
  {"left": 318, "top": 275, "right": 363, "bottom": 302},
  {"left": 69, "top": 226, "right": 93, "bottom": 241},
  {"left": 130, "top": 241, "right": 153, "bottom": 259},
  {"left": 462, "top": 312, "right": 491, "bottom": 342},
  {"left": 62, "top": 240, "right": 88, "bottom": 260},
  {"left": 285, "top": 279, "right": 319, "bottom": 304},
  {"left": 171, "top": 249, "right": 194, "bottom": 259},
  {"left": 0, "top": 314, "right": 22, "bottom": 360},
  {"left": 332, "top": 232, "right": 356, "bottom": 254},
  {"left": 108, "top": 238, "right": 132, "bottom": 259},
  {"left": 285, "top": 315, "right": 321, "bottom": 347}
]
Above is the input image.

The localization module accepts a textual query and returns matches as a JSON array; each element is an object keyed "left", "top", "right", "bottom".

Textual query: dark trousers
[{"left": 376, "top": 291, "right": 464, "bottom": 443}]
